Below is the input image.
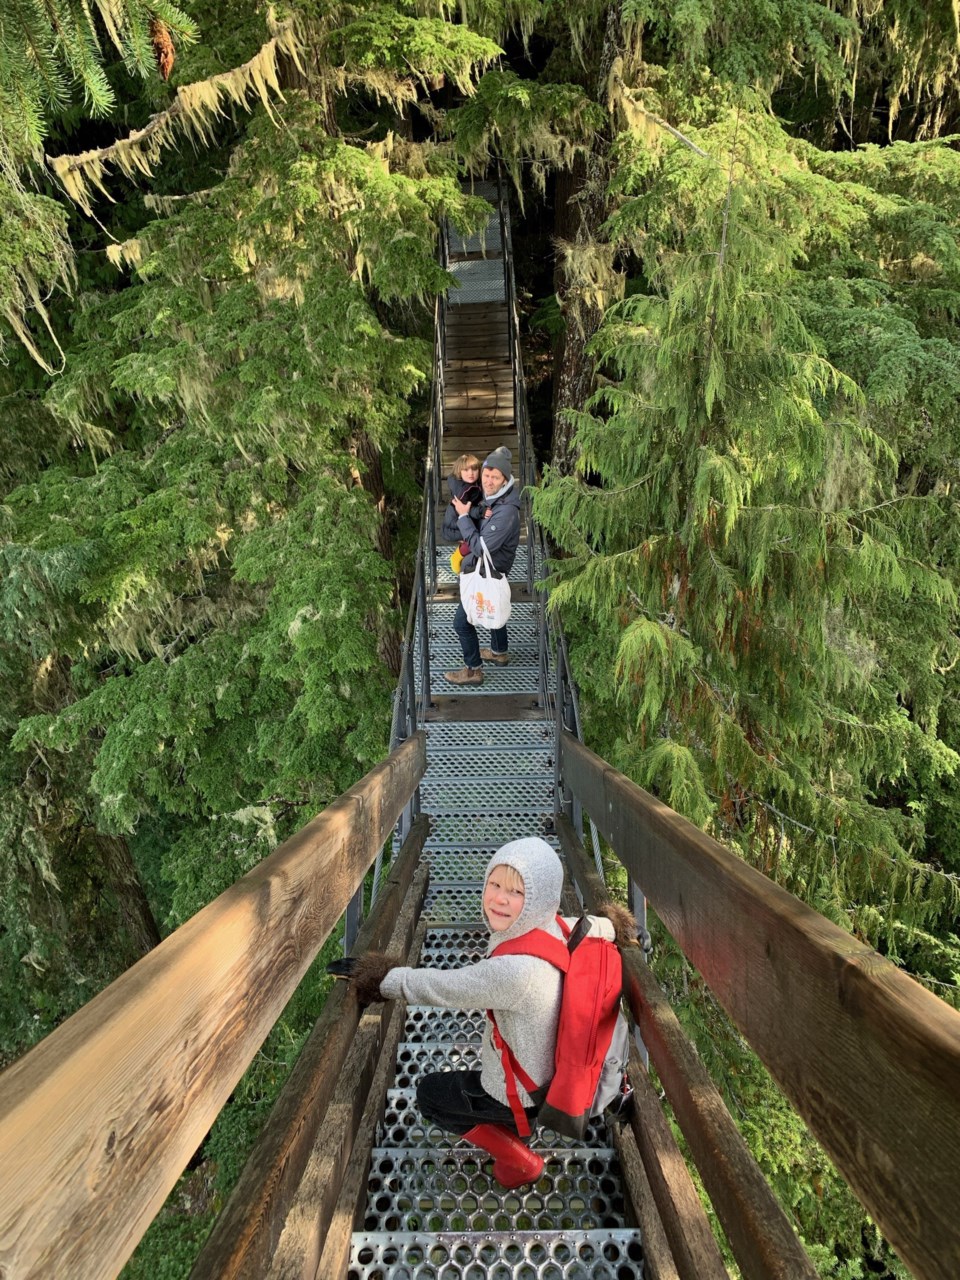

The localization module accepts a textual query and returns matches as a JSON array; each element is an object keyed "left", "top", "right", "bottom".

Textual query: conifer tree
[
  {"left": 534, "top": 82, "right": 960, "bottom": 1273},
  {"left": 0, "top": 0, "right": 499, "bottom": 1057}
]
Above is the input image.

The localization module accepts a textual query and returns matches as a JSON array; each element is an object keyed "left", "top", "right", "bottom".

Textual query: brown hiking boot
[
  {"left": 479, "top": 648, "right": 509, "bottom": 666},
  {"left": 445, "top": 666, "right": 484, "bottom": 685}
]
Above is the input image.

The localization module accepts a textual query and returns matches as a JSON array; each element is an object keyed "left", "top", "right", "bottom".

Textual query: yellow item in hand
[{"left": 450, "top": 547, "right": 464, "bottom": 574}]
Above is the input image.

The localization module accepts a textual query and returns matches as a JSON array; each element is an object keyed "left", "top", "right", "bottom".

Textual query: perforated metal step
[
  {"left": 421, "top": 779, "right": 555, "bottom": 813},
  {"left": 424, "top": 883, "right": 484, "bottom": 923},
  {"left": 393, "top": 1041, "right": 483, "bottom": 1088},
  {"left": 434, "top": 545, "right": 540, "bottom": 586},
  {"left": 377, "top": 1088, "right": 613, "bottom": 1152},
  {"left": 447, "top": 189, "right": 502, "bottom": 257},
  {"left": 419, "top": 927, "right": 489, "bottom": 969},
  {"left": 359, "top": 1147, "right": 629, "bottom": 1233},
  {"left": 448, "top": 258, "right": 506, "bottom": 305},
  {"left": 427, "top": 657, "right": 545, "bottom": 696},
  {"left": 427, "top": 600, "right": 540, "bottom": 631},
  {"left": 421, "top": 850, "right": 498, "bottom": 878},
  {"left": 405, "top": 1006, "right": 488, "bottom": 1043},
  {"left": 423, "top": 748, "right": 553, "bottom": 778},
  {"left": 423, "top": 721, "right": 553, "bottom": 750},
  {"left": 426, "top": 812, "right": 555, "bottom": 846},
  {"left": 348, "top": 1228, "right": 644, "bottom": 1279},
  {"left": 417, "top": 600, "right": 551, "bottom": 696}
]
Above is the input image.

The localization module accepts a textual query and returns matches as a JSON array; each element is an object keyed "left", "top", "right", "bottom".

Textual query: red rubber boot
[{"left": 462, "top": 1123, "right": 544, "bottom": 1189}]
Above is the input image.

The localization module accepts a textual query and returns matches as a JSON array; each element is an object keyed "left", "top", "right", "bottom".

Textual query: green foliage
[
  {"left": 0, "top": 171, "right": 73, "bottom": 370},
  {"left": 537, "top": 83, "right": 960, "bottom": 1268},
  {"left": 539, "top": 93, "right": 960, "bottom": 948},
  {"left": 619, "top": 0, "right": 852, "bottom": 89},
  {"left": 324, "top": 9, "right": 499, "bottom": 92},
  {"left": 0, "top": 3, "right": 498, "bottom": 1065},
  {"left": 0, "top": 0, "right": 197, "bottom": 158},
  {"left": 450, "top": 70, "right": 605, "bottom": 198}
]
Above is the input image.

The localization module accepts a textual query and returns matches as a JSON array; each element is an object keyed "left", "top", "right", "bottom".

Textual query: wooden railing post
[
  {"left": 628, "top": 878, "right": 650, "bottom": 1070},
  {"left": 191, "top": 818, "right": 430, "bottom": 1279},
  {"left": 343, "top": 888, "right": 363, "bottom": 954},
  {"left": 560, "top": 730, "right": 960, "bottom": 1280},
  {"left": 0, "top": 733, "right": 426, "bottom": 1280}
]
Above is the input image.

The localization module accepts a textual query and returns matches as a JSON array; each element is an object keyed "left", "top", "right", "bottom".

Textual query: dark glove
[{"left": 327, "top": 952, "right": 400, "bottom": 1005}]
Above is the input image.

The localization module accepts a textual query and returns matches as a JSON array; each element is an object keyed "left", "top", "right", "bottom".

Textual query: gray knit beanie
[
  {"left": 483, "top": 446, "right": 512, "bottom": 480},
  {"left": 483, "top": 838, "right": 564, "bottom": 952}
]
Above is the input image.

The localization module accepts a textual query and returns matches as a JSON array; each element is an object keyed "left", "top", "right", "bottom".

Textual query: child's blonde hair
[
  {"left": 452, "top": 453, "right": 481, "bottom": 479},
  {"left": 486, "top": 863, "right": 525, "bottom": 894}
]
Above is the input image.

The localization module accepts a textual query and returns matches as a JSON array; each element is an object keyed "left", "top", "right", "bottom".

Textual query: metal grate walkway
[{"left": 347, "top": 182, "right": 644, "bottom": 1278}]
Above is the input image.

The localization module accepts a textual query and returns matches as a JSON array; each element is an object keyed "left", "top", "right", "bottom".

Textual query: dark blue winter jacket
[{"left": 458, "top": 478, "right": 521, "bottom": 577}]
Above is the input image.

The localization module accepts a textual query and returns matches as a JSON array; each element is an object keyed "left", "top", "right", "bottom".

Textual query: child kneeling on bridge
[{"left": 340, "top": 838, "right": 635, "bottom": 1189}]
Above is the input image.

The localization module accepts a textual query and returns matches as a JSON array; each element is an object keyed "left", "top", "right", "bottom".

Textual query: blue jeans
[{"left": 454, "top": 603, "right": 508, "bottom": 668}]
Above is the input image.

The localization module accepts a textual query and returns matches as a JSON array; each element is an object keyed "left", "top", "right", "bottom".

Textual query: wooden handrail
[
  {"left": 558, "top": 815, "right": 814, "bottom": 1280},
  {"left": 271, "top": 907, "right": 432, "bottom": 1278},
  {"left": 191, "top": 816, "right": 430, "bottom": 1279},
  {"left": 0, "top": 732, "right": 426, "bottom": 1280},
  {"left": 560, "top": 731, "right": 960, "bottom": 1280}
]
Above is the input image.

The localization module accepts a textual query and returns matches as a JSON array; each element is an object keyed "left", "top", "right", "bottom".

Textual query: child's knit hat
[{"left": 483, "top": 838, "right": 563, "bottom": 949}]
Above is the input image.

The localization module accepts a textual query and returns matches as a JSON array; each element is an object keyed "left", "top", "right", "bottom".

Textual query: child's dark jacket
[
  {"left": 441, "top": 474, "right": 482, "bottom": 544},
  {"left": 457, "top": 477, "right": 521, "bottom": 577}
]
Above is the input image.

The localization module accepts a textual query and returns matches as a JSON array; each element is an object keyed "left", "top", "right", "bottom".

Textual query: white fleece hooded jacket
[{"left": 378, "top": 837, "right": 615, "bottom": 1108}]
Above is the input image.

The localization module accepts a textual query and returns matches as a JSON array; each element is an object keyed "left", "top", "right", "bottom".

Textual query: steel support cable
[{"left": 372, "top": 298, "right": 446, "bottom": 908}]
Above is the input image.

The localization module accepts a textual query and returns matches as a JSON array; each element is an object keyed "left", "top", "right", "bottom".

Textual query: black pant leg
[{"left": 416, "top": 1070, "right": 539, "bottom": 1136}]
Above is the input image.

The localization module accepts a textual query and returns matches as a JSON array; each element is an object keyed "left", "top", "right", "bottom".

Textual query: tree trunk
[
  {"left": 95, "top": 834, "right": 162, "bottom": 956},
  {"left": 551, "top": 3, "right": 624, "bottom": 474}
]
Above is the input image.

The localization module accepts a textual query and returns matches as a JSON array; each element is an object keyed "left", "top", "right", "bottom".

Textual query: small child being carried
[
  {"left": 442, "top": 453, "right": 482, "bottom": 572},
  {"left": 340, "top": 838, "right": 636, "bottom": 1188}
]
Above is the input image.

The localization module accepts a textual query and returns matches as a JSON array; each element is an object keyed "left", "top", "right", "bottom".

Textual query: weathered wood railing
[
  {"left": 192, "top": 817, "right": 431, "bottom": 1279},
  {"left": 0, "top": 732, "right": 426, "bottom": 1280},
  {"left": 558, "top": 730, "right": 960, "bottom": 1280}
]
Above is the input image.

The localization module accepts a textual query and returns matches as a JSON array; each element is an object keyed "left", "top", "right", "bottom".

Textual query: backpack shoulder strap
[
  {"left": 487, "top": 924, "right": 571, "bottom": 1136},
  {"left": 490, "top": 926, "right": 570, "bottom": 972},
  {"left": 487, "top": 1010, "right": 539, "bottom": 1137}
]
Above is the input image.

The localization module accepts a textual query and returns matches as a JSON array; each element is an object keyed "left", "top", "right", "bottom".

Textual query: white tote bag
[{"left": 459, "top": 538, "right": 512, "bottom": 630}]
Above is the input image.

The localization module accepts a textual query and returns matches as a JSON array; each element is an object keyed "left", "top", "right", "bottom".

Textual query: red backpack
[{"left": 488, "top": 916, "right": 629, "bottom": 1139}]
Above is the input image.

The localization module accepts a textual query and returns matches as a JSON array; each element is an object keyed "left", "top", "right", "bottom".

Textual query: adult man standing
[{"left": 445, "top": 446, "right": 521, "bottom": 685}]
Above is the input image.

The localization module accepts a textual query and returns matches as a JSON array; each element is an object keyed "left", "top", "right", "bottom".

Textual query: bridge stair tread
[
  {"left": 432, "top": 546, "right": 542, "bottom": 589},
  {"left": 424, "top": 694, "right": 548, "bottom": 723},
  {"left": 421, "top": 849, "right": 549, "bottom": 878},
  {"left": 423, "top": 751, "right": 553, "bottom": 775},
  {"left": 377, "top": 1088, "right": 612, "bottom": 1151},
  {"left": 357, "top": 1146, "right": 630, "bottom": 1233},
  {"left": 420, "top": 788, "right": 555, "bottom": 817},
  {"left": 348, "top": 1228, "right": 644, "bottom": 1278}
]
